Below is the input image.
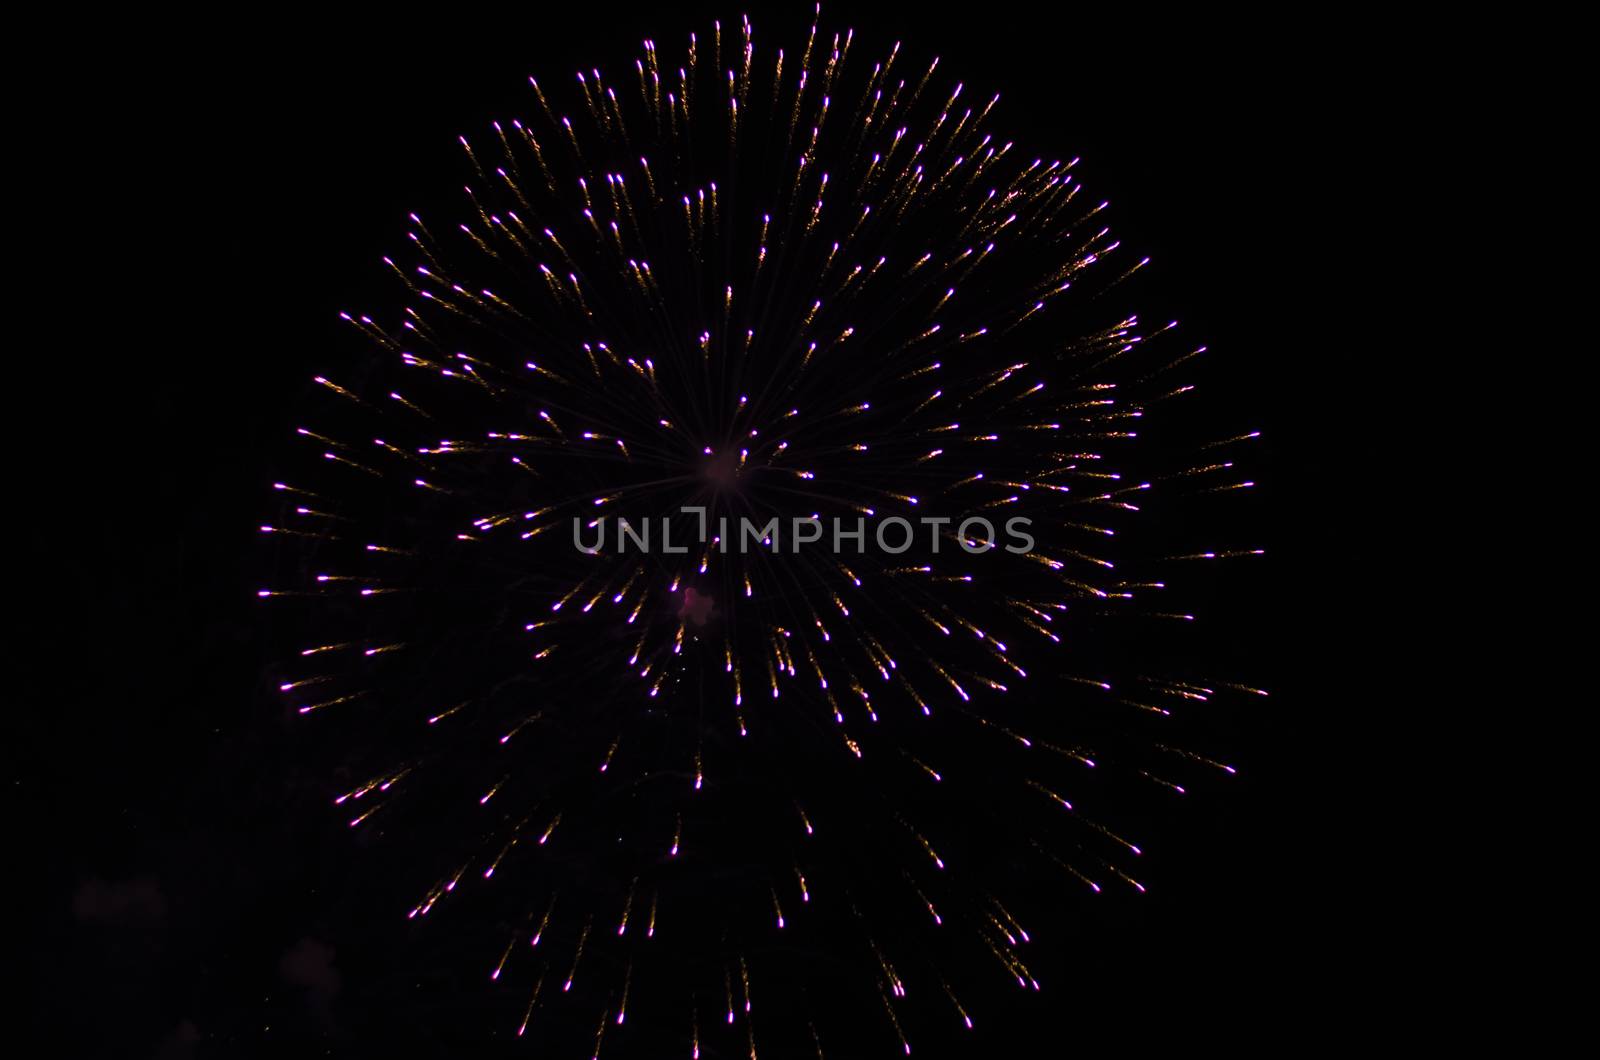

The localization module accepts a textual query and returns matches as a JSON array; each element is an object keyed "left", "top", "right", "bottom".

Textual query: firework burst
[{"left": 261, "top": 8, "right": 1264, "bottom": 1053}]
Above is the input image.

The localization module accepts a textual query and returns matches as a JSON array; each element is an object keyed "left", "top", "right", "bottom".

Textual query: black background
[{"left": 19, "top": 2, "right": 1376, "bottom": 1055}]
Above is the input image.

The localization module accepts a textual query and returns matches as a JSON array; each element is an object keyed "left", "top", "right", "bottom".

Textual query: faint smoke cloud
[
  {"left": 73, "top": 875, "right": 166, "bottom": 925},
  {"left": 280, "top": 936, "right": 342, "bottom": 1001}
]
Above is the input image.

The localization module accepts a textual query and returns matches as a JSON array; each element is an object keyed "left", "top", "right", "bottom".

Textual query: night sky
[{"left": 18, "top": 4, "right": 1368, "bottom": 1055}]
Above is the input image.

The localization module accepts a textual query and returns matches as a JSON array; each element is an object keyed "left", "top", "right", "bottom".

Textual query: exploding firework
[{"left": 260, "top": 9, "right": 1264, "bottom": 1054}]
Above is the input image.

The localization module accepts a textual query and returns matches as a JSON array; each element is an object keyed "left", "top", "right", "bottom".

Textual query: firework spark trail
[{"left": 262, "top": 9, "right": 1263, "bottom": 1053}]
